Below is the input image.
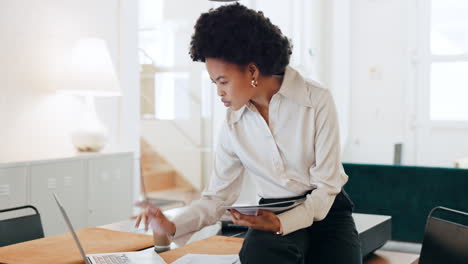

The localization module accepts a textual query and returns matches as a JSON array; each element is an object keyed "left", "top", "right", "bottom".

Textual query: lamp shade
[{"left": 62, "top": 38, "right": 121, "bottom": 96}]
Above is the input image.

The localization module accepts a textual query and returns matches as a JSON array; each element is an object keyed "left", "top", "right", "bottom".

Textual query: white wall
[
  {"left": 322, "top": 0, "right": 351, "bottom": 153},
  {"left": 343, "top": 0, "right": 409, "bottom": 165},
  {"left": 342, "top": 0, "right": 468, "bottom": 167},
  {"left": 0, "top": 0, "right": 139, "bottom": 166}
]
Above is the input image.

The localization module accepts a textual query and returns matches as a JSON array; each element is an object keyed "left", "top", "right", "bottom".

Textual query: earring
[{"left": 251, "top": 79, "right": 258, "bottom": 88}]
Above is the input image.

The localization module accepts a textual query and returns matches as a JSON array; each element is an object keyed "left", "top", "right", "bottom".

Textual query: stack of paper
[{"left": 172, "top": 254, "right": 239, "bottom": 264}]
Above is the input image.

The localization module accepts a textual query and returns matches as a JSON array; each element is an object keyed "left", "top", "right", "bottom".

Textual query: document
[
  {"left": 171, "top": 254, "right": 240, "bottom": 264},
  {"left": 223, "top": 197, "right": 307, "bottom": 215}
]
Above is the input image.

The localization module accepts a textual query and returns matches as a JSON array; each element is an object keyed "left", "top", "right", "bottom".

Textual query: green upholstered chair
[
  {"left": 0, "top": 205, "right": 45, "bottom": 247},
  {"left": 343, "top": 163, "right": 468, "bottom": 242}
]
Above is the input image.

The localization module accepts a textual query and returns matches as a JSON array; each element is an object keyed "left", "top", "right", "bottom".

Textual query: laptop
[
  {"left": 53, "top": 193, "right": 167, "bottom": 264},
  {"left": 419, "top": 206, "right": 468, "bottom": 264}
]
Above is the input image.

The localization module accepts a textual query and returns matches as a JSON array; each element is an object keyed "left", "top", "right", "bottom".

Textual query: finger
[
  {"left": 230, "top": 217, "right": 241, "bottom": 226},
  {"left": 233, "top": 213, "right": 257, "bottom": 226},
  {"left": 134, "top": 214, "right": 142, "bottom": 228},
  {"left": 236, "top": 213, "right": 257, "bottom": 224},
  {"left": 230, "top": 209, "right": 242, "bottom": 220},
  {"left": 231, "top": 209, "right": 240, "bottom": 215},
  {"left": 233, "top": 218, "right": 253, "bottom": 228},
  {"left": 229, "top": 210, "right": 239, "bottom": 220},
  {"left": 260, "top": 209, "right": 275, "bottom": 216},
  {"left": 229, "top": 213, "right": 237, "bottom": 223},
  {"left": 144, "top": 214, "right": 150, "bottom": 231}
]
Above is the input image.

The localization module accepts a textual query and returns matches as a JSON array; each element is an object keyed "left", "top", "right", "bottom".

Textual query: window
[
  {"left": 428, "top": 0, "right": 468, "bottom": 121},
  {"left": 154, "top": 72, "right": 190, "bottom": 120},
  {"left": 138, "top": 0, "right": 194, "bottom": 120}
]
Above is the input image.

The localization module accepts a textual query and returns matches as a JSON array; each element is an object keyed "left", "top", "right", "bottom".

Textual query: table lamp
[{"left": 61, "top": 37, "right": 121, "bottom": 152}]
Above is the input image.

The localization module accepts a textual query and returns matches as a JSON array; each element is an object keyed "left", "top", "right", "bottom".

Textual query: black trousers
[{"left": 239, "top": 190, "right": 362, "bottom": 264}]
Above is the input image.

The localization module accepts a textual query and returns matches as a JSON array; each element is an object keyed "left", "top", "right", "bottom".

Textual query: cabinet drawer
[
  {"left": 0, "top": 166, "right": 27, "bottom": 216},
  {"left": 30, "top": 160, "right": 87, "bottom": 236},
  {"left": 88, "top": 154, "right": 133, "bottom": 226}
]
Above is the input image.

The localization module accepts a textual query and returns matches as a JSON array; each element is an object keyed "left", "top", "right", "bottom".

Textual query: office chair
[
  {"left": 419, "top": 206, "right": 468, "bottom": 264},
  {"left": 0, "top": 205, "right": 45, "bottom": 247}
]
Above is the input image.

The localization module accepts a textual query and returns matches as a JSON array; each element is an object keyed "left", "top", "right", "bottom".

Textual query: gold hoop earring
[{"left": 251, "top": 79, "right": 258, "bottom": 88}]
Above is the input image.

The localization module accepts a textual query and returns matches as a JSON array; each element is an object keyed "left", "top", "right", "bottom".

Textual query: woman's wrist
[
  {"left": 276, "top": 224, "right": 283, "bottom": 235},
  {"left": 274, "top": 215, "right": 283, "bottom": 235}
]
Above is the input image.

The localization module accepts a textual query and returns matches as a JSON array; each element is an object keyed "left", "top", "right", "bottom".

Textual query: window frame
[{"left": 416, "top": 0, "right": 468, "bottom": 127}]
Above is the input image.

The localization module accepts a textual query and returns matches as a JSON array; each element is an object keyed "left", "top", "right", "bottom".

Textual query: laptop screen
[
  {"left": 419, "top": 216, "right": 468, "bottom": 264},
  {"left": 53, "top": 193, "right": 91, "bottom": 264}
]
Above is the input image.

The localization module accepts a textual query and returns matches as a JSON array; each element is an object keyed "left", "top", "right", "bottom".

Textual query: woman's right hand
[{"left": 133, "top": 201, "right": 176, "bottom": 236}]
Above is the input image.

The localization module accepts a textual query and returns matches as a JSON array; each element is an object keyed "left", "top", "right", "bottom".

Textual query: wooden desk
[
  {"left": 160, "top": 236, "right": 242, "bottom": 263},
  {"left": 0, "top": 211, "right": 419, "bottom": 264},
  {"left": 102, "top": 212, "right": 392, "bottom": 255},
  {"left": 365, "top": 250, "right": 420, "bottom": 264},
  {"left": 159, "top": 235, "right": 420, "bottom": 264},
  {"left": 102, "top": 212, "right": 416, "bottom": 263}
]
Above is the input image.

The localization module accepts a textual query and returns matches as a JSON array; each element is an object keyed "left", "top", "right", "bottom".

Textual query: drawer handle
[
  {"left": 0, "top": 184, "right": 10, "bottom": 196},
  {"left": 64, "top": 176, "right": 73, "bottom": 187},
  {"left": 48, "top": 178, "right": 57, "bottom": 189}
]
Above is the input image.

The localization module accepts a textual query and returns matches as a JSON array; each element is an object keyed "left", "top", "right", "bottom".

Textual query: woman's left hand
[{"left": 229, "top": 209, "right": 281, "bottom": 233}]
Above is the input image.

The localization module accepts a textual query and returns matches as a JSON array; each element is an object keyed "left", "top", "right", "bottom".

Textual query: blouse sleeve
[{"left": 170, "top": 121, "right": 245, "bottom": 238}]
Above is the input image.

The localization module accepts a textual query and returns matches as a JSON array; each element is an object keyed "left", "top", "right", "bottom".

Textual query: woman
[{"left": 136, "top": 3, "right": 361, "bottom": 264}]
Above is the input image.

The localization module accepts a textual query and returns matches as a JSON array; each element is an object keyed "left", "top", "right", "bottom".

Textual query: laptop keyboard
[{"left": 92, "top": 254, "right": 131, "bottom": 264}]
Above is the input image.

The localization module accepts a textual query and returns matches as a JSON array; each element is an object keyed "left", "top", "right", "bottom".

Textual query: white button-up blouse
[{"left": 171, "top": 66, "right": 349, "bottom": 237}]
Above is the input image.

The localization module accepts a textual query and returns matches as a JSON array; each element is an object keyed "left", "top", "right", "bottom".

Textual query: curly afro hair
[{"left": 189, "top": 3, "right": 292, "bottom": 76}]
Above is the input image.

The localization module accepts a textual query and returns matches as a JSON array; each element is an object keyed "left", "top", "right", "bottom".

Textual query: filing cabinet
[{"left": 0, "top": 152, "right": 134, "bottom": 236}]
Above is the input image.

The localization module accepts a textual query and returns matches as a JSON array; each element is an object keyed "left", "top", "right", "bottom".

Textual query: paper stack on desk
[{"left": 172, "top": 254, "right": 239, "bottom": 264}]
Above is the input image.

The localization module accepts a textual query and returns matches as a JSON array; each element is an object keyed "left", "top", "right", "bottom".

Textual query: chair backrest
[
  {"left": 0, "top": 205, "right": 45, "bottom": 247},
  {"left": 419, "top": 206, "right": 468, "bottom": 264}
]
